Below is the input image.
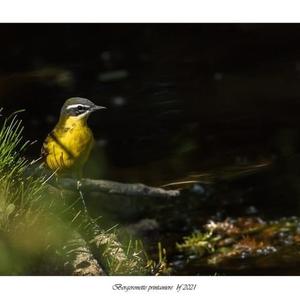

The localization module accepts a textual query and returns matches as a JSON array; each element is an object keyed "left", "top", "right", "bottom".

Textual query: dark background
[
  {"left": 0, "top": 24, "right": 300, "bottom": 183},
  {"left": 2, "top": 23, "right": 300, "bottom": 275}
]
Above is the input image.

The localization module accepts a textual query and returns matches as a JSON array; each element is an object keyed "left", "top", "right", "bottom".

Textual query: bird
[{"left": 41, "top": 97, "right": 106, "bottom": 179}]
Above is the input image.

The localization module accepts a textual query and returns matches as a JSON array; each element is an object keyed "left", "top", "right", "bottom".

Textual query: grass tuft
[{"left": 0, "top": 111, "right": 152, "bottom": 275}]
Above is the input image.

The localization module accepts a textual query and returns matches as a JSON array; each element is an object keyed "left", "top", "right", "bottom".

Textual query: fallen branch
[
  {"left": 63, "top": 231, "right": 106, "bottom": 276},
  {"left": 91, "top": 231, "right": 147, "bottom": 275},
  {"left": 56, "top": 178, "right": 180, "bottom": 198}
]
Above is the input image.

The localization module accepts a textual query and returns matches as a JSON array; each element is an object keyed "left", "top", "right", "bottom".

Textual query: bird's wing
[{"left": 41, "top": 133, "right": 51, "bottom": 161}]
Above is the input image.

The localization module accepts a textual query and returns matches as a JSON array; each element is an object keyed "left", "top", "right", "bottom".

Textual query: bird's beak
[{"left": 93, "top": 105, "right": 107, "bottom": 111}]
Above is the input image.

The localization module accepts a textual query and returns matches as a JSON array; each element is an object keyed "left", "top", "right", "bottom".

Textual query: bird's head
[{"left": 60, "top": 97, "right": 106, "bottom": 120}]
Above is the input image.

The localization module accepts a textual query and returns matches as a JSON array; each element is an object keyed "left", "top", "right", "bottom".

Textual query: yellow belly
[{"left": 44, "top": 120, "right": 94, "bottom": 174}]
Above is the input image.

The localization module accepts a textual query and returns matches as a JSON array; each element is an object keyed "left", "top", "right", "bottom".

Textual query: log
[
  {"left": 63, "top": 231, "right": 106, "bottom": 276},
  {"left": 56, "top": 177, "right": 180, "bottom": 198}
]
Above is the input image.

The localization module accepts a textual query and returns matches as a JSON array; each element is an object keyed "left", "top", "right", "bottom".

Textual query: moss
[{"left": 177, "top": 217, "right": 300, "bottom": 270}]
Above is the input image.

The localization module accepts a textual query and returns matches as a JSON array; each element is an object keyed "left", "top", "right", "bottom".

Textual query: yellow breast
[{"left": 44, "top": 116, "right": 94, "bottom": 173}]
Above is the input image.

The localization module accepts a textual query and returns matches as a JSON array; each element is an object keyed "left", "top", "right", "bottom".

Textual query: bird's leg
[
  {"left": 77, "top": 180, "right": 88, "bottom": 214},
  {"left": 75, "top": 168, "right": 88, "bottom": 215},
  {"left": 51, "top": 172, "right": 65, "bottom": 203}
]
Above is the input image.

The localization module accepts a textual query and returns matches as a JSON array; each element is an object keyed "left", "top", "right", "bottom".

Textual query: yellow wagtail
[{"left": 41, "top": 97, "right": 106, "bottom": 178}]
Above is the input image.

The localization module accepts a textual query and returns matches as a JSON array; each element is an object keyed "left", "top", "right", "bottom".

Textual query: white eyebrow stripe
[{"left": 66, "top": 104, "right": 90, "bottom": 110}]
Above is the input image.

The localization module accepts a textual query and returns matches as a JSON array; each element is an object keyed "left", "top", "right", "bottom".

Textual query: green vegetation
[
  {"left": 0, "top": 111, "right": 157, "bottom": 275},
  {"left": 177, "top": 217, "right": 300, "bottom": 271}
]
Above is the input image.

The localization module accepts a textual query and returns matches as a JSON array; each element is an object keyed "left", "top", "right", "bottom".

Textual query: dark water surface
[{"left": 2, "top": 24, "right": 300, "bottom": 274}]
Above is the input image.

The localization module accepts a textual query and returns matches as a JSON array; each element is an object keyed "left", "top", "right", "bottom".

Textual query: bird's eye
[{"left": 77, "top": 105, "right": 84, "bottom": 111}]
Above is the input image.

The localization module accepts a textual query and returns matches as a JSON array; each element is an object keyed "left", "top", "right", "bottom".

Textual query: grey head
[{"left": 60, "top": 97, "right": 106, "bottom": 118}]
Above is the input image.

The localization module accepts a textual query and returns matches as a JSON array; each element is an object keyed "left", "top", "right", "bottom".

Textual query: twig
[{"left": 56, "top": 177, "right": 180, "bottom": 198}]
